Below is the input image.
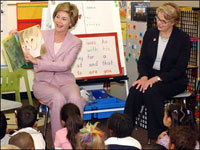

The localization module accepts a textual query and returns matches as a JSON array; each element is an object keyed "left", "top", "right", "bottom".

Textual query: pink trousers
[{"left": 33, "top": 79, "right": 85, "bottom": 142}]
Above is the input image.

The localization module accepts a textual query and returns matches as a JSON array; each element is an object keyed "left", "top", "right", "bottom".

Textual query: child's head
[
  {"left": 163, "top": 103, "right": 196, "bottom": 128},
  {"left": 9, "top": 132, "right": 35, "bottom": 149},
  {"left": 107, "top": 113, "right": 133, "bottom": 138},
  {"left": 16, "top": 105, "right": 37, "bottom": 129},
  {"left": 168, "top": 126, "right": 197, "bottom": 150},
  {"left": 0, "top": 111, "right": 7, "bottom": 140},
  {"left": 75, "top": 122, "right": 106, "bottom": 149},
  {"left": 60, "top": 103, "right": 83, "bottom": 149}
]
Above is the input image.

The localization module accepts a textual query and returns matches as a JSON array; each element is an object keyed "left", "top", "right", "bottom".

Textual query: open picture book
[{"left": 1, "top": 25, "right": 46, "bottom": 72}]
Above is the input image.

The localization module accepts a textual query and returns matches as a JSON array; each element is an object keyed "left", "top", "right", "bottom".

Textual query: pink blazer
[{"left": 33, "top": 30, "right": 82, "bottom": 85}]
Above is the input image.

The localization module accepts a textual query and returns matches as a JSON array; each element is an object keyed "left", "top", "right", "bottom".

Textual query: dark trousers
[{"left": 124, "top": 74, "right": 187, "bottom": 139}]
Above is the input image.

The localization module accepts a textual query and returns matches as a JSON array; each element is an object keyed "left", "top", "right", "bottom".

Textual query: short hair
[
  {"left": 16, "top": 105, "right": 37, "bottom": 128},
  {"left": 53, "top": 2, "right": 79, "bottom": 29},
  {"left": 156, "top": 2, "right": 180, "bottom": 26},
  {"left": 168, "top": 126, "right": 197, "bottom": 150},
  {"left": 9, "top": 132, "right": 35, "bottom": 149},
  {"left": 107, "top": 113, "right": 133, "bottom": 138},
  {"left": 0, "top": 111, "right": 7, "bottom": 139}
]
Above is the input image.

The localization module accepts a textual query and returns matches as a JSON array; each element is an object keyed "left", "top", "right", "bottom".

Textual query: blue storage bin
[
  {"left": 93, "top": 98, "right": 125, "bottom": 119},
  {"left": 90, "top": 89, "right": 112, "bottom": 99},
  {"left": 83, "top": 105, "right": 92, "bottom": 121}
]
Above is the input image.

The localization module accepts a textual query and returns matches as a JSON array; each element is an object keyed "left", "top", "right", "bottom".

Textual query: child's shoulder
[{"left": 11, "top": 127, "right": 40, "bottom": 135}]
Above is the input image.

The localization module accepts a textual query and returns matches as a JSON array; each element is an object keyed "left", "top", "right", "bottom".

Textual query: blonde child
[
  {"left": 75, "top": 122, "right": 106, "bottom": 149},
  {"left": 54, "top": 103, "right": 83, "bottom": 149}
]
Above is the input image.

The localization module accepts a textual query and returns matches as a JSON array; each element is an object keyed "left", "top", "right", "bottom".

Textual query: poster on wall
[
  {"left": 131, "top": 2, "right": 150, "bottom": 22},
  {"left": 120, "top": 22, "right": 127, "bottom": 46}
]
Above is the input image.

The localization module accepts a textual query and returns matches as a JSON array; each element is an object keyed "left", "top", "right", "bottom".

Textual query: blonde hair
[
  {"left": 1, "top": 144, "right": 20, "bottom": 150},
  {"left": 156, "top": 2, "right": 180, "bottom": 26},
  {"left": 75, "top": 122, "right": 106, "bottom": 149},
  {"left": 53, "top": 2, "right": 79, "bottom": 29}
]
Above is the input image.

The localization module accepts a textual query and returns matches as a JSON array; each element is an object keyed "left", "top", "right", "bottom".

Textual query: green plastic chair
[{"left": 1, "top": 68, "right": 33, "bottom": 105}]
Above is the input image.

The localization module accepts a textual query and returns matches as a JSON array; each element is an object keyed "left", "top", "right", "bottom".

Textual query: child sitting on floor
[
  {"left": 168, "top": 125, "right": 197, "bottom": 149},
  {"left": 54, "top": 103, "right": 83, "bottom": 149},
  {"left": 105, "top": 113, "right": 142, "bottom": 149},
  {"left": 157, "top": 103, "right": 199, "bottom": 149},
  {"left": 9, "top": 132, "right": 35, "bottom": 149},
  {"left": 75, "top": 122, "right": 106, "bottom": 149},
  {"left": 11, "top": 105, "right": 45, "bottom": 149},
  {"left": 0, "top": 111, "right": 10, "bottom": 146}
]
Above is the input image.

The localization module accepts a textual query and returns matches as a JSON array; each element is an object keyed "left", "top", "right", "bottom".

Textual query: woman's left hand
[
  {"left": 24, "top": 50, "right": 37, "bottom": 65},
  {"left": 142, "top": 76, "right": 159, "bottom": 93}
]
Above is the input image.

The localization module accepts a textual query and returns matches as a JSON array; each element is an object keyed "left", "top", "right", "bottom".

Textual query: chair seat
[{"left": 173, "top": 91, "right": 191, "bottom": 98}]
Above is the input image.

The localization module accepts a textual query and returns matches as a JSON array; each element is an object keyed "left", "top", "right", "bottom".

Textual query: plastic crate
[
  {"left": 92, "top": 98, "right": 125, "bottom": 119},
  {"left": 82, "top": 89, "right": 126, "bottom": 120},
  {"left": 83, "top": 105, "right": 92, "bottom": 121}
]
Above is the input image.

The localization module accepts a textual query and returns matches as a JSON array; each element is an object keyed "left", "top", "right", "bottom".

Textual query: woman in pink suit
[{"left": 24, "top": 2, "right": 85, "bottom": 141}]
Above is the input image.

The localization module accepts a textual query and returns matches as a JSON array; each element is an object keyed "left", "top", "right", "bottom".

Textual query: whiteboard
[
  {"left": 73, "top": 33, "right": 122, "bottom": 79},
  {"left": 41, "top": 1, "right": 126, "bottom": 73}
]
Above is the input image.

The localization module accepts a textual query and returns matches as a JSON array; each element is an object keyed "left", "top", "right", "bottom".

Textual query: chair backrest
[
  {"left": 1, "top": 68, "right": 20, "bottom": 93},
  {"left": 1, "top": 68, "right": 33, "bottom": 105}
]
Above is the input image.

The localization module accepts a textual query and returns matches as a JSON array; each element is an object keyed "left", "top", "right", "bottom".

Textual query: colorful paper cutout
[
  {"left": 139, "top": 32, "right": 143, "bottom": 37},
  {"left": 135, "top": 34, "right": 138, "bottom": 39},
  {"left": 128, "top": 33, "right": 133, "bottom": 39},
  {"left": 133, "top": 25, "right": 136, "bottom": 30},
  {"left": 121, "top": 22, "right": 127, "bottom": 45},
  {"left": 128, "top": 24, "right": 131, "bottom": 29}
]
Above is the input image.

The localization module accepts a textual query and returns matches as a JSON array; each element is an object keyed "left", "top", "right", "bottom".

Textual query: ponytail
[{"left": 66, "top": 112, "right": 83, "bottom": 149}]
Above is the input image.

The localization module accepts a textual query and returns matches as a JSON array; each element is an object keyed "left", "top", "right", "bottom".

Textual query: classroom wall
[
  {"left": 150, "top": 1, "right": 199, "bottom": 7},
  {"left": 2, "top": 1, "right": 200, "bottom": 98},
  {"left": 109, "top": 0, "right": 200, "bottom": 100}
]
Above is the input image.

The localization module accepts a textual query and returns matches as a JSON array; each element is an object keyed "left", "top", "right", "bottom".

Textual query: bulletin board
[{"left": 73, "top": 33, "right": 122, "bottom": 80}]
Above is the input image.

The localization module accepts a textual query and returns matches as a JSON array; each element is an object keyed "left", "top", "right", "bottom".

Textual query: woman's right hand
[
  {"left": 24, "top": 49, "right": 37, "bottom": 65},
  {"left": 9, "top": 29, "right": 17, "bottom": 35},
  {"left": 132, "top": 76, "right": 148, "bottom": 92}
]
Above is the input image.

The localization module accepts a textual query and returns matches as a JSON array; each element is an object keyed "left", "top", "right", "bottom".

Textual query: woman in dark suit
[{"left": 124, "top": 2, "right": 190, "bottom": 141}]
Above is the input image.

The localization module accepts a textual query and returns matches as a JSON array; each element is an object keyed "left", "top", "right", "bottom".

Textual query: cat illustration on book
[{"left": 18, "top": 25, "right": 46, "bottom": 58}]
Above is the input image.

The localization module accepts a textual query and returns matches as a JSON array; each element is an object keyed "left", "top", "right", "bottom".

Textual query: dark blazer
[{"left": 138, "top": 26, "right": 190, "bottom": 84}]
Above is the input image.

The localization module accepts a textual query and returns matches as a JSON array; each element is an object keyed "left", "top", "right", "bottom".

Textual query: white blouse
[
  {"left": 153, "top": 35, "right": 169, "bottom": 70},
  {"left": 54, "top": 42, "right": 63, "bottom": 55}
]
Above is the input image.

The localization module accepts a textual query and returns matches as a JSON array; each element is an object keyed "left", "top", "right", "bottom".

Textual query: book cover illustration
[
  {"left": 2, "top": 34, "right": 26, "bottom": 72},
  {"left": 17, "top": 25, "right": 46, "bottom": 58}
]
